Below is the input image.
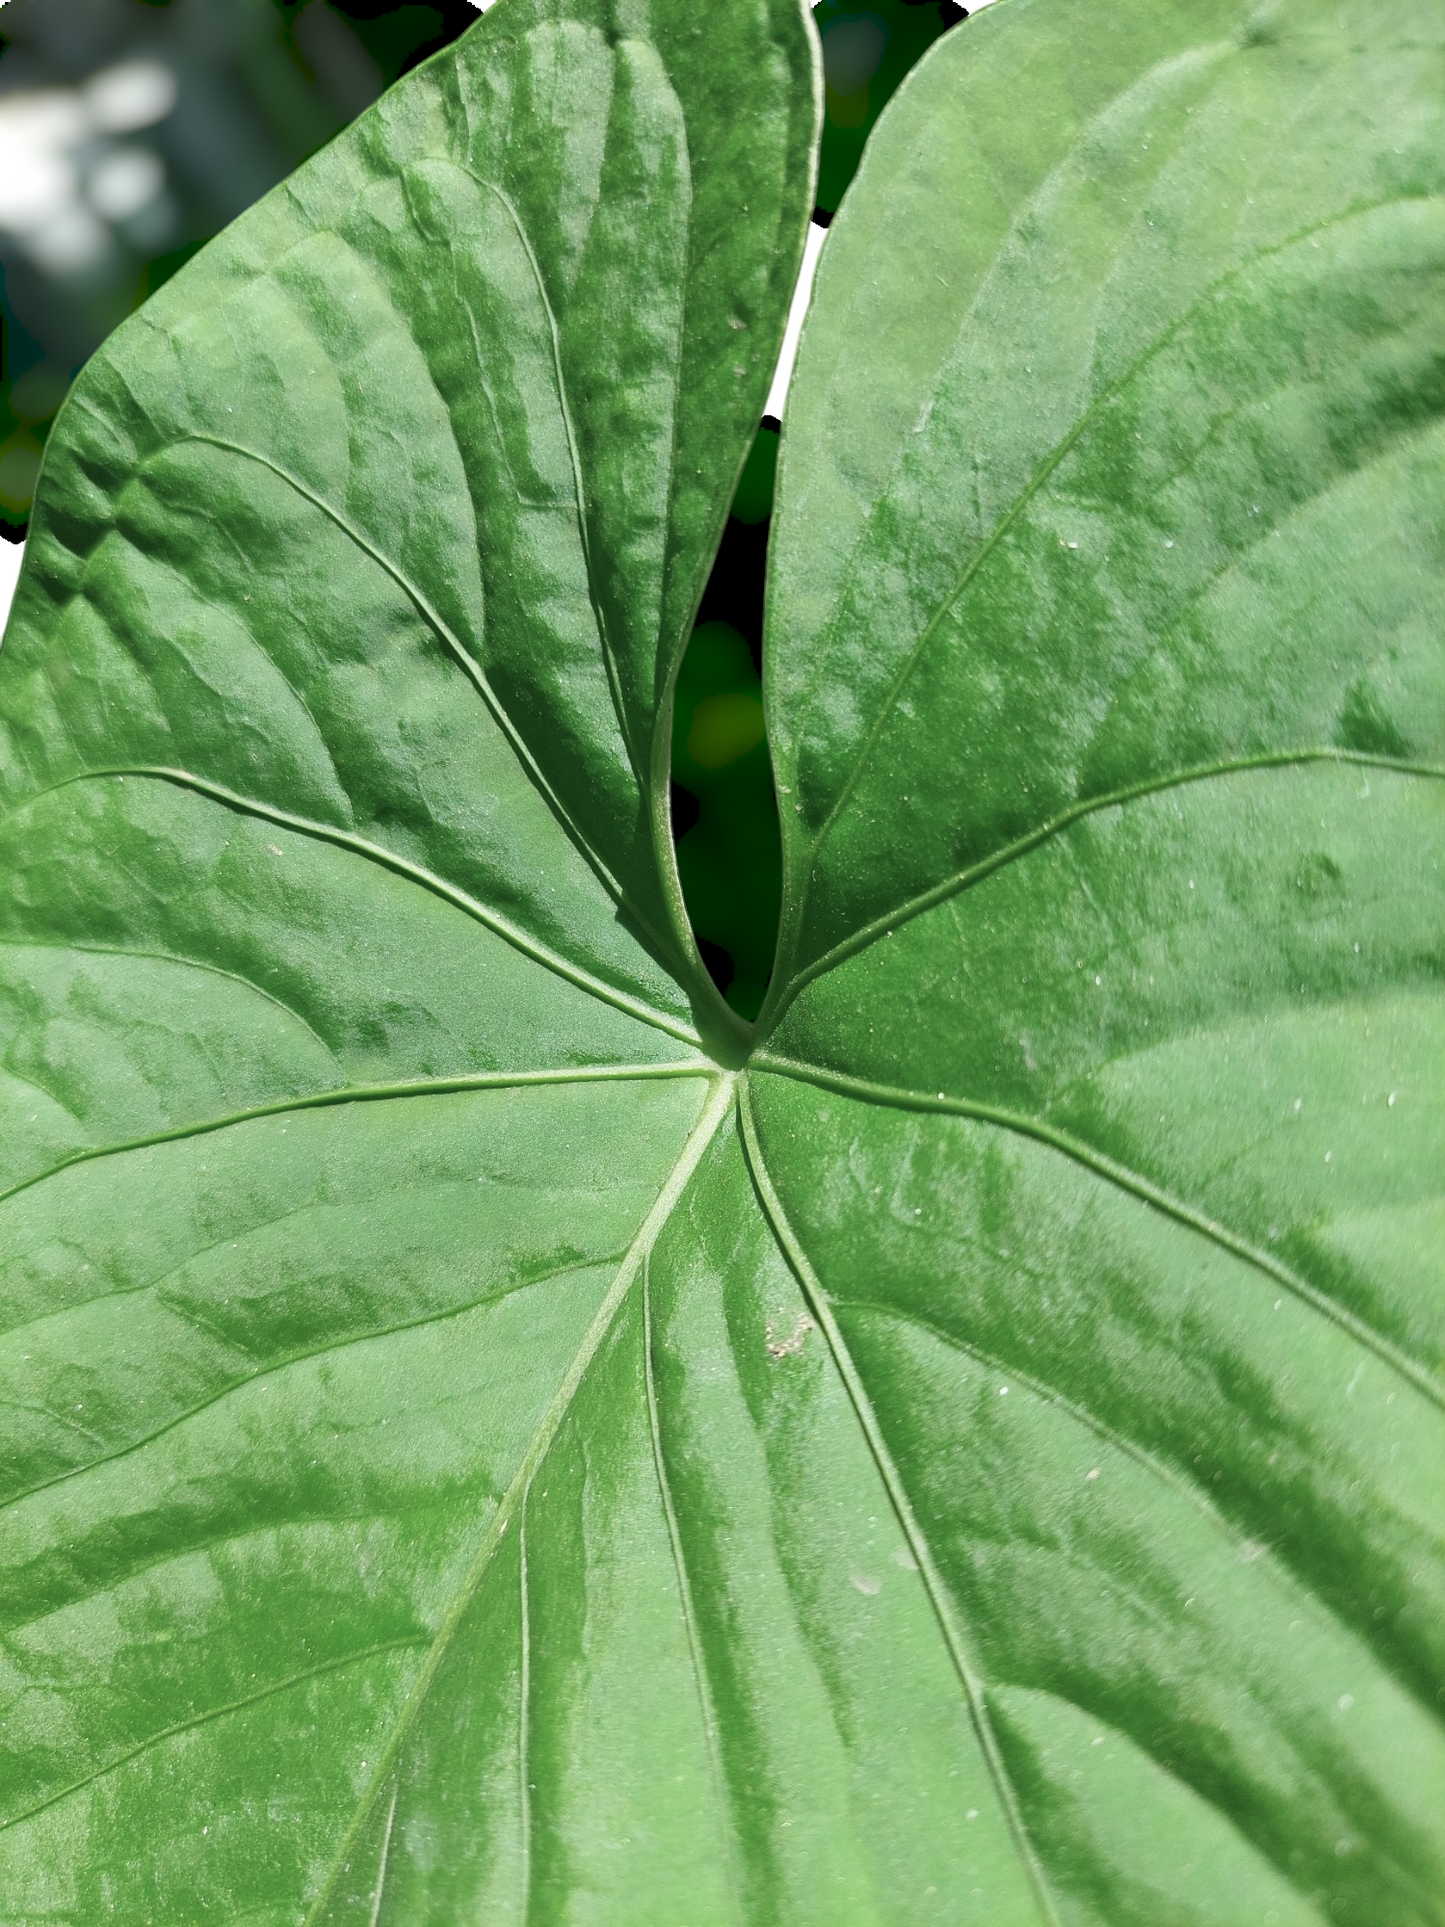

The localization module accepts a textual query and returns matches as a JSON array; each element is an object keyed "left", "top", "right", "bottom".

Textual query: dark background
[{"left": 0, "top": 0, "right": 968, "bottom": 1014}]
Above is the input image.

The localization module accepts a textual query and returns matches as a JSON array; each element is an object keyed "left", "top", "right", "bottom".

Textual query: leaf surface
[{"left": 1, "top": 0, "right": 1442, "bottom": 1921}]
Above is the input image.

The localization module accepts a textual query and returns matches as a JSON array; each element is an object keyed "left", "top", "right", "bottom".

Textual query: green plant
[{"left": 0, "top": 0, "right": 1442, "bottom": 1918}]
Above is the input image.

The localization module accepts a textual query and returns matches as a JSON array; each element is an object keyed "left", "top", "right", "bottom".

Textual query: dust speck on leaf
[{"left": 766, "top": 1311, "right": 815, "bottom": 1359}]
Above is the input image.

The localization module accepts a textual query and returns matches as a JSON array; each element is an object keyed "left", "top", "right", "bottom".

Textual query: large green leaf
[{"left": 1, "top": 0, "right": 1442, "bottom": 1920}]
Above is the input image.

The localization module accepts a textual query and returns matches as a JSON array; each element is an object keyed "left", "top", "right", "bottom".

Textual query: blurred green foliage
[
  {"left": 672, "top": 618, "right": 781, "bottom": 1022},
  {"left": 814, "top": 0, "right": 960, "bottom": 218}
]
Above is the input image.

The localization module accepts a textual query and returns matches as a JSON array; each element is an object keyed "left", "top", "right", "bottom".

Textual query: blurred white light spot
[
  {"left": 89, "top": 146, "right": 165, "bottom": 221},
  {"left": 23, "top": 202, "right": 111, "bottom": 274},
  {"left": 822, "top": 18, "right": 888, "bottom": 94},
  {"left": 83, "top": 60, "right": 177, "bottom": 135},
  {"left": 764, "top": 218, "right": 827, "bottom": 420},
  {"left": 0, "top": 93, "right": 86, "bottom": 227},
  {"left": 0, "top": 61, "right": 173, "bottom": 273}
]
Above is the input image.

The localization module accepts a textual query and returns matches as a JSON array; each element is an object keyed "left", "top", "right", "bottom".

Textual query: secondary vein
[
  {"left": 0, "top": 1260, "right": 610, "bottom": 1524},
  {"left": 641, "top": 1255, "right": 745, "bottom": 1924},
  {"left": 177, "top": 432, "right": 635, "bottom": 917},
  {"left": 0, "top": 935, "right": 344, "bottom": 1070},
  {"left": 794, "top": 192, "right": 1430, "bottom": 885},
  {"left": 479, "top": 180, "right": 644, "bottom": 791},
  {"left": 0, "top": 1636, "right": 425, "bottom": 1836}
]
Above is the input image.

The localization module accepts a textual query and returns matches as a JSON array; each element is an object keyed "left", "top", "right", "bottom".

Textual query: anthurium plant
[{"left": 0, "top": 0, "right": 1442, "bottom": 1920}]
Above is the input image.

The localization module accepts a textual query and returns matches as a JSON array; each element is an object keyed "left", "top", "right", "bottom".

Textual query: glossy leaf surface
[{"left": 1, "top": 0, "right": 1442, "bottom": 1921}]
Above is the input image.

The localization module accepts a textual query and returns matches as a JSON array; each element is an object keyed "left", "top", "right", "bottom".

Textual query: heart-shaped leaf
[{"left": 1, "top": 0, "right": 1442, "bottom": 1920}]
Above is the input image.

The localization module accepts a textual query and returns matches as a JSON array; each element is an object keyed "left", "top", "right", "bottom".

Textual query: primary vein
[
  {"left": 751, "top": 1054, "right": 1445, "bottom": 1415},
  {"left": 773, "top": 748, "right": 1445, "bottom": 1014},
  {"left": 0, "top": 1062, "right": 709, "bottom": 1209},
  {"left": 11, "top": 764, "right": 700, "bottom": 1048},
  {"left": 302, "top": 1070, "right": 737, "bottom": 1927},
  {"left": 736, "top": 1080, "right": 1062, "bottom": 1927}
]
